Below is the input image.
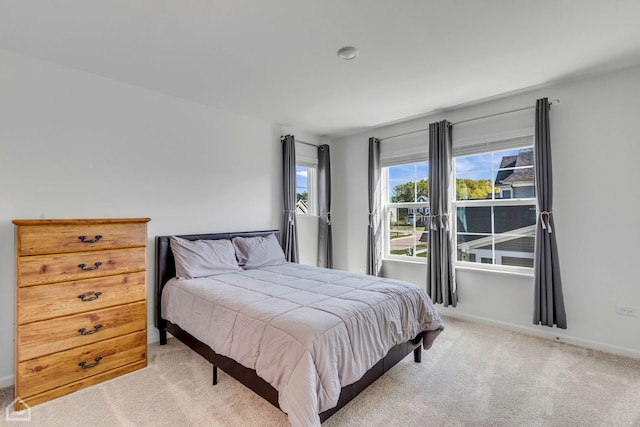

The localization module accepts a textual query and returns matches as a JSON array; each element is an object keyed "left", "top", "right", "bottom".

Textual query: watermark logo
[{"left": 5, "top": 397, "right": 31, "bottom": 422}]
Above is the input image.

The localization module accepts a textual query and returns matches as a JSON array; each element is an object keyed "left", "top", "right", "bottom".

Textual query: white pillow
[
  {"left": 232, "top": 234, "right": 287, "bottom": 269},
  {"left": 170, "top": 236, "right": 242, "bottom": 279}
]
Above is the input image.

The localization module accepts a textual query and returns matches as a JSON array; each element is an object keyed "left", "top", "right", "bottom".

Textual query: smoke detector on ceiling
[{"left": 337, "top": 47, "right": 359, "bottom": 60}]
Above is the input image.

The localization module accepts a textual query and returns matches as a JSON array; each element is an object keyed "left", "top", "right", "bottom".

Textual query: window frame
[
  {"left": 377, "top": 129, "right": 537, "bottom": 274},
  {"left": 382, "top": 163, "right": 430, "bottom": 263},
  {"left": 295, "top": 160, "right": 317, "bottom": 217},
  {"left": 452, "top": 143, "right": 537, "bottom": 275}
]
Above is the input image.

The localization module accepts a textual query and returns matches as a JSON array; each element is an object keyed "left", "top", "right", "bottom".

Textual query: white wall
[
  {"left": 0, "top": 48, "right": 287, "bottom": 386},
  {"left": 332, "top": 65, "right": 640, "bottom": 359}
]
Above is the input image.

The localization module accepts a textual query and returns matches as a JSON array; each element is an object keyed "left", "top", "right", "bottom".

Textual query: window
[
  {"left": 383, "top": 161, "right": 429, "bottom": 260},
  {"left": 296, "top": 163, "right": 316, "bottom": 215},
  {"left": 454, "top": 145, "right": 536, "bottom": 270}
]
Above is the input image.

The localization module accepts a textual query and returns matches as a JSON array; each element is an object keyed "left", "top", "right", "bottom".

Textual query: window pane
[
  {"left": 456, "top": 153, "right": 492, "bottom": 173},
  {"left": 388, "top": 162, "right": 429, "bottom": 203},
  {"left": 415, "top": 162, "right": 428, "bottom": 178},
  {"left": 456, "top": 174, "right": 497, "bottom": 200},
  {"left": 458, "top": 245, "right": 472, "bottom": 262},
  {"left": 389, "top": 164, "right": 415, "bottom": 180},
  {"left": 389, "top": 179, "right": 414, "bottom": 202},
  {"left": 456, "top": 148, "right": 534, "bottom": 201},
  {"left": 457, "top": 206, "right": 491, "bottom": 233},
  {"left": 457, "top": 233, "right": 491, "bottom": 263},
  {"left": 391, "top": 230, "right": 417, "bottom": 257},
  {"left": 416, "top": 230, "right": 428, "bottom": 258},
  {"left": 415, "top": 180, "right": 429, "bottom": 201},
  {"left": 494, "top": 148, "right": 535, "bottom": 199},
  {"left": 493, "top": 149, "right": 520, "bottom": 170},
  {"left": 388, "top": 205, "right": 428, "bottom": 258},
  {"left": 389, "top": 207, "right": 413, "bottom": 256},
  {"left": 295, "top": 166, "right": 309, "bottom": 214},
  {"left": 410, "top": 205, "right": 430, "bottom": 228},
  {"left": 457, "top": 205, "right": 536, "bottom": 265},
  {"left": 494, "top": 205, "right": 536, "bottom": 233},
  {"left": 495, "top": 236, "right": 535, "bottom": 267}
]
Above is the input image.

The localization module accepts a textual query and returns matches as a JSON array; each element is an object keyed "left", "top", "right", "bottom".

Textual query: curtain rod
[
  {"left": 296, "top": 140, "right": 319, "bottom": 148},
  {"left": 280, "top": 135, "right": 319, "bottom": 148},
  {"left": 378, "top": 99, "right": 559, "bottom": 142}
]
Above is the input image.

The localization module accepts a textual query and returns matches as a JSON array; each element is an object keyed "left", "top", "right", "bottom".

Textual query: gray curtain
[
  {"left": 282, "top": 135, "right": 299, "bottom": 263},
  {"left": 317, "top": 144, "right": 333, "bottom": 268},
  {"left": 366, "top": 137, "right": 382, "bottom": 276},
  {"left": 533, "top": 98, "right": 566, "bottom": 328},
  {"left": 427, "top": 121, "right": 457, "bottom": 307}
]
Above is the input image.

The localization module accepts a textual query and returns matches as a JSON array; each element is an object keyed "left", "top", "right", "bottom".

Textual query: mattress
[{"left": 161, "top": 262, "right": 444, "bottom": 427}]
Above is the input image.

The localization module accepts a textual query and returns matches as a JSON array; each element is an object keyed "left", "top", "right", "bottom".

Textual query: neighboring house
[
  {"left": 457, "top": 224, "right": 536, "bottom": 267},
  {"left": 407, "top": 195, "right": 429, "bottom": 226},
  {"left": 296, "top": 198, "right": 308, "bottom": 214},
  {"left": 494, "top": 148, "right": 535, "bottom": 199}
]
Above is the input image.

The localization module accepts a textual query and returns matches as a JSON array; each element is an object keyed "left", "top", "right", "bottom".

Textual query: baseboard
[
  {"left": 147, "top": 328, "right": 160, "bottom": 344},
  {"left": 147, "top": 328, "right": 174, "bottom": 345},
  {"left": 0, "top": 374, "right": 14, "bottom": 389},
  {"left": 440, "top": 311, "right": 640, "bottom": 360}
]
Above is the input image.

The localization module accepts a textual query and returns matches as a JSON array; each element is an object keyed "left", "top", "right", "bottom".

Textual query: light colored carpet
[{"left": 2, "top": 317, "right": 639, "bottom": 426}]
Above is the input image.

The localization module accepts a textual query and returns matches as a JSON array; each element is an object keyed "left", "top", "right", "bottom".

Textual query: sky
[
  {"left": 296, "top": 165, "right": 308, "bottom": 195},
  {"left": 388, "top": 149, "right": 524, "bottom": 183}
]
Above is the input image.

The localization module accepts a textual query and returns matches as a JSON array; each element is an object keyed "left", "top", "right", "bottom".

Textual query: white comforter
[{"left": 162, "top": 263, "right": 444, "bottom": 427}]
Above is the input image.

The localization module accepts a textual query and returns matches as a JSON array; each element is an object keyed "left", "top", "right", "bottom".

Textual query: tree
[
  {"left": 392, "top": 179, "right": 429, "bottom": 202},
  {"left": 455, "top": 179, "right": 496, "bottom": 200},
  {"left": 391, "top": 178, "right": 497, "bottom": 202}
]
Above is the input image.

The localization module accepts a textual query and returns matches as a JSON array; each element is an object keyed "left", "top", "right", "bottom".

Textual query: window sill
[
  {"left": 455, "top": 263, "right": 534, "bottom": 278},
  {"left": 383, "top": 258, "right": 534, "bottom": 278},
  {"left": 383, "top": 257, "right": 426, "bottom": 266}
]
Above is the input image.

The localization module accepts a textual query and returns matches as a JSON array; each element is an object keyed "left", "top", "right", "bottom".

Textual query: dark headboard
[{"left": 154, "top": 230, "right": 280, "bottom": 329}]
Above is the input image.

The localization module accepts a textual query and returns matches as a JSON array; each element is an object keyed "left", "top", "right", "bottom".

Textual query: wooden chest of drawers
[{"left": 13, "top": 218, "right": 150, "bottom": 409}]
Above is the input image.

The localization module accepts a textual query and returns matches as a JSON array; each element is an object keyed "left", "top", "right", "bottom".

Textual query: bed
[{"left": 155, "top": 230, "right": 444, "bottom": 427}]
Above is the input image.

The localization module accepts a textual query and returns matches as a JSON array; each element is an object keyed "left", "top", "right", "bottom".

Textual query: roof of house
[
  {"left": 495, "top": 148, "right": 534, "bottom": 185},
  {"left": 296, "top": 199, "right": 308, "bottom": 214}
]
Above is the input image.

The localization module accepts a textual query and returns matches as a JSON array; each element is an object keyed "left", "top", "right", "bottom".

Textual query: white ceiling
[{"left": 2, "top": 1, "right": 640, "bottom": 138}]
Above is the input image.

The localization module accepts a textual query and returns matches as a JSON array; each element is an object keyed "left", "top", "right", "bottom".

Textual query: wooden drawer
[
  {"left": 16, "top": 360, "right": 147, "bottom": 411},
  {"left": 17, "top": 301, "right": 146, "bottom": 362},
  {"left": 15, "top": 220, "right": 148, "bottom": 256},
  {"left": 17, "top": 271, "right": 146, "bottom": 323},
  {"left": 16, "top": 247, "right": 146, "bottom": 287},
  {"left": 16, "top": 330, "right": 147, "bottom": 399}
]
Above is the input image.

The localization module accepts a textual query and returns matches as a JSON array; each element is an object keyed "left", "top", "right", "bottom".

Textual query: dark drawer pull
[
  {"left": 78, "top": 291, "right": 102, "bottom": 302},
  {"left": 78, "top": 357, "right": 103, "bottom": 369},
  {"left": 78, "top": 324, "right": 103, "bottom": 335},
  {"left": 78, "top": 235, "right": 103, "bottom": 243},
  {"left": 78, "top": 262, "right": 102, "bottom": 271}
]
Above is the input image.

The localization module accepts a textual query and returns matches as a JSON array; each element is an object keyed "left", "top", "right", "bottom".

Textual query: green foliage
[
  {"left": 391, "top": 178, "right": 498, "bottom": 201},
  {"left": 391, "top": 179, "right": 429, "bottom": 202},
  {"left": 296, "top": 192, "right": 308, "bottom": 201},
  {"left": 455, "top": 179, "right": 497, "bottom": 200}
]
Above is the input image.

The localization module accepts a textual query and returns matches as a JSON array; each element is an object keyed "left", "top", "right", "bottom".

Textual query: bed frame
[{"left": 155, "top": 230, "right": 425, "bottom": 422}]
